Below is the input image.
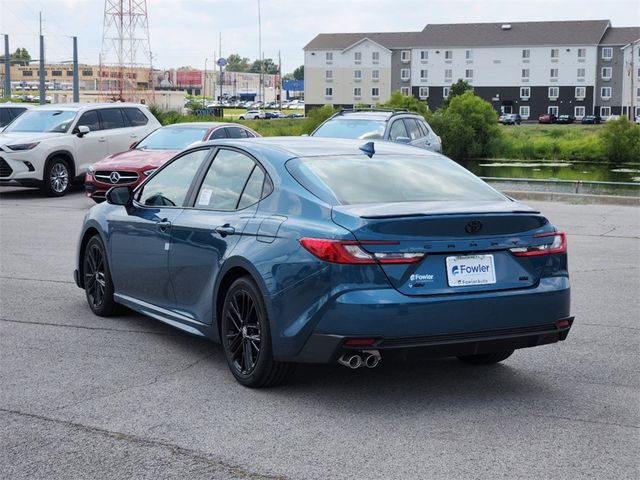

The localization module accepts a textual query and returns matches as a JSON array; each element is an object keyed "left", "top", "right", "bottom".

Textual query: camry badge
[{"left": 465, "top": 220, "right": 483, "bottom": 234}]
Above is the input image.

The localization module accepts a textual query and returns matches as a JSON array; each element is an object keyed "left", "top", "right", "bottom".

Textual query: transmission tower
[{"left": 100, "top": 0, "right": 153, "bottom": 103}]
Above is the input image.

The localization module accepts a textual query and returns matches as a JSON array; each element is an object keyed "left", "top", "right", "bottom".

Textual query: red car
[
  {"left": 85, "top": 122, "right": 260, "bottom": 202},
  {"left": 538, "top": 113, "right": 557, "bottom": 124}
]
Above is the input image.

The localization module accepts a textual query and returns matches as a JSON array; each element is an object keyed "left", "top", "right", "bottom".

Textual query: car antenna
[{"left": 359, "top": 141, "right": 375, "bottom": 158}]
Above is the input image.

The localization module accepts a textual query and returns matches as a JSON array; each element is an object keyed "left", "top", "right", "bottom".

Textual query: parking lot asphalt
[{"left": 0, "top": 186, "right": 638, "bottom": 480}]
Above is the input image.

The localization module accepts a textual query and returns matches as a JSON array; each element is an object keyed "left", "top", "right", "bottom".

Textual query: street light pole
[{"left": 203, "top": 57, "right": 208, "bottom": 107}]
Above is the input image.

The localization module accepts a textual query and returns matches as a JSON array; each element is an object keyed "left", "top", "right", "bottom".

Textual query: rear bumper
[{"left": 289, "top": 317, "right": 574, "bottom": 363}]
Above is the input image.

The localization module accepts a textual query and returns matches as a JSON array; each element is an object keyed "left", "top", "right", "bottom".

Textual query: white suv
[{"left": 0, "top": 103, "right": 160, "bottom": 196}]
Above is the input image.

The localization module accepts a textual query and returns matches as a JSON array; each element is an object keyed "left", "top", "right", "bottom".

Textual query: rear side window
[
  {"left": 403, "top": 119, "right": 422, "bottom": 140},
  {"left": 417, "top": 120, "right": 430, "bottom": 136},
  {"left": 0, "top": 109, "right": 11, "bottom": 127},
  {"left": 195, "top": 149, "right": 265, "bottom": 210},
  {"left": 226, "top": 126, "right": 250, "bottom": 138},
  {"left": 208, "top": 128, "right": 227, "bottom": 140},
  {"left": 288, "top": 155, "right": 504, "bottom": 205},
  {"left": 123, "top": 107, "right": 148, "bottom": 126},
  {"left": 99, "top": 108, "right": 126, "bottom": 129},
  {"left": 388, "top": 120, "right": 409, "bottom": 140},
  {"left": 77, "top": 110, "right": 101, "bottom": 131}
]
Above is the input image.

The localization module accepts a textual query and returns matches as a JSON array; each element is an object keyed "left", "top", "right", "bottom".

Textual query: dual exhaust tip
[{"left": 338, "top": 350, "right": 381, "bottom": 369}]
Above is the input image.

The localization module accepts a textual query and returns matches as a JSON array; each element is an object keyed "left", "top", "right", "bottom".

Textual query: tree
[
  {"left": 0, "top": 47, "right": 31, "bottom": 66},
  {"left": 249, "top": 58, "right": 278, "bottom": 74},
  {"left": 225, "top": 54, "right": 251, "bottom": 72},
  {"left": 599, "top": 116, "right": 640, "bottom": 162},
  {"left": 441, "top": 79, "right": 473, "bottom": 108},
  {"left": 293, "top": 65, "right": 304, "bottom": 80},
  {"left": 381, "top": 90, "right": 430, "bottom": 118}
]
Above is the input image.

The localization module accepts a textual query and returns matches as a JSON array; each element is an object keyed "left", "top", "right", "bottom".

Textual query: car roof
[
  {"left": 0, "top": 103, "right": 32, "bottom": 109},
  {"left": 330, "top": 110, "right": 423, "bottom": 121},
  {"left": 163, "top": 122, "right": 238, "bottom": 129},
  {"left": 30, "top": 102, "right": 149, "bottom": 112},
  {"left": 198, "top": 136, "right": 439, "bottom": 161}
]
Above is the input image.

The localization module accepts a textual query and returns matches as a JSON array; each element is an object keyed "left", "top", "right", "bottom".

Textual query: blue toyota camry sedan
[{"left": 74, "top": 137, "right": 573, "bottom": 387}]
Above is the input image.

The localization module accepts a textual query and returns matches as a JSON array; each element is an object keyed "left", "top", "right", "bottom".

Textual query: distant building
[{"left": 304, "top": 20, "right": 640, "bottom": 119}]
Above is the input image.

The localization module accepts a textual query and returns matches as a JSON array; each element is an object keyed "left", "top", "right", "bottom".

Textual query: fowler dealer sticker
[
  {"left": 198, "top": 188, "right": 213, "bottom": 206},
  {"left": 446, "top": 255, "right": 496, "bottom": 287}
]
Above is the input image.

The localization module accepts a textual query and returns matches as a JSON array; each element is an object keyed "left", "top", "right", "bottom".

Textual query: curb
[{"left": 498, "top": 190, "right": 640, "bottom": 206}]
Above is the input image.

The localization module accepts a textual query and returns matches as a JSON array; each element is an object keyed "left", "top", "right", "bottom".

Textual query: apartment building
[{"left": 304, "top": 20, "right": 640, "bottom": 119}]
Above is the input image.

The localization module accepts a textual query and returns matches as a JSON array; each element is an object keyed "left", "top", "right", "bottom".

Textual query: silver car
[{"left": 311, "top": 109, "right": 442, "bottom": 153}]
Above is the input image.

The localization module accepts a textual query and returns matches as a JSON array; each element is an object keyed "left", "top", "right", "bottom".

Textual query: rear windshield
[
  {"left": 312, "top": 119, "right": 386, "bottom": 140},
  {"left": 288, "top": 155, "right": 504, "bottom": 205},
  {"left": 137, "top": 127, "right": 209, "bottom": 150}
]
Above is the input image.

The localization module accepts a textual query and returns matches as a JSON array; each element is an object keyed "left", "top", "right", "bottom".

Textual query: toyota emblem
[
  {"left": 109, "top": 171, "right": 121, "bottom": 184},
  {"left": 465, "top": 220, "right": 483, "bottom": 234}
]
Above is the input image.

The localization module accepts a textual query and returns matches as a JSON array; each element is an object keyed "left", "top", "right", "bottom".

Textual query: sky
[{"left": 1, "top": 0, "right": 639, "bottom": 74}]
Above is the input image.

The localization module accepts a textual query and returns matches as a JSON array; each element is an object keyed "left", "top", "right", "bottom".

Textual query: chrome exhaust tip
[
  {"left": 363, "top": 350, "right": 381, "bottom": 368},
  {"left": 338, "top": 353, "right": 363, "bottom": 369}
]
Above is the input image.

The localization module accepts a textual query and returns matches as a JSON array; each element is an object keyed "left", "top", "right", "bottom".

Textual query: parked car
[
  {"left": 501, "top": 113, "right": 522, "bottom": 125},
  {"left": 635, "top": 115, "right": 640, "bottom": 124},
  {"left": 74, "top": 137, "right": 573, "bottom": 387},
  {"left": 556, "top": 114, "right": 575, "bottom": 124},
  {"left": 85, "top": 122, "right": 259, "bottom": 202},
  {"left": 311, "top": 109, "right": 442, "bottom": 153},
  {"left": 606, "top": 115, "right": 621, "bottom": 122},
  {"left": 0, "top": 103, "right": 160, "bottom": 196},
  {"left": 239, "top": 110, "right": 265, "bottom": 120},
  {"left": 581, "top": 115, "right": 601, "bottom": 124},
  {"left": 264, "top": 111, "right": 285, "bottom": 119},
  {"left": 538, "top": 113, "right": 557, "bottom": 124},
  {"left": 286, "top": 113, "right": 304, "bottom": 119},
  {"left": 0, "top": 103, "right": 31, "bottom": 129}
]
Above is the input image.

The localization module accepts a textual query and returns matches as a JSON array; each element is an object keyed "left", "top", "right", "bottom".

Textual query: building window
[
  {"left": 371, "top": 87, "right": 380, "bottom": 98},
  {"left": 465, "top": 50, "right": 473, "bottom": 60},
  {"left": 354, "top": 87, "right": 362, "bottom": 98},
  {"left": 66, "top": 70, "right": 73, "bottom": 77},
  {"left": 51, "top": 70, "right": 62, "bottom": 77},
  {"left": 465, "top": 69, "right": 473, "bottom": 79},
  {"left": 577, "top": 48, "right": 586, "bottom": 59},
  {"left": 520, "top": 87, "right": 530, "bottom": 98},
  {"left": 574, "top": 106, "right": 585, "bottom": 118},
  {"left": 400, "top": 68, "right": 410, "bottom": 81},
  {"left": 372, "top": 69, "right": 380, "bottom": 81},
  {"left": 325, "top": 87, "right": 333, "bottom": 97},
  {"left": 575, "top": 87, "right": 586, "bottom": 99},
  {"left": 325, "top": 70, "right": 333, "bottom": 80},
  {"left": 420, "top": 69, "right": 428, "bottom": 81},
  {"left": 601, "top": 87, "right": 612, "bottom": 99},
  {"left": 601, "top": 47, "right": 613, "bottom": 60},
  {"left": 519, "top": 106, "right": 530, "bottom": 118},
  {"left": 444, "top": 50, "right": 453, "bottom": 60},
  {"left": 443, "top": 86, "right": 450, "bottom": 97},
  {"left": 601, "top": 67, "right": 612, "bottom": 80},
  {"left": 521, "top": 68, "right": 530, "bottom": 79},
  {"left": 548, "top": 106, "right": 559, "bottom": 116},
  {"left": 444, "top": 69, "right": 452, "bottom": 80},
  {"left": 401, "top": 50, "right": 410, "bottom": 62},
  {"left": 550, "top": 48, "right": 559, "bottom": 58},
  {"left": 325, "top": 52, "right": 333, "bottom": 62},
  {"left": 372, "top": 51, "right": 379, "bottom": 62},
  {"left": 420, "top": 50, "right": 428, "bottom": 61},
  {"left": 550, "top": 68, "right": 559, "bottom": 79},
  {"left": 22, "top": 70, "right": 33, "bottom": 77},
  {"left": 636, "top": 87, "right": 640, "bottom": 98},
  {"left": 522, "top": 49, "right": 530, "bottom": 59},
  {"left": 548, "top": 87, "right": 559, "bottom": 99},
  {"left": 354, "top": 51, "right": 362, "bottom": 63},
  {"left": 400, "top": 87, "right": 410, "bottom": 96},
  {"left": 577, "top": 68, "right": 586, "bottom": 79},
  {"left": 418, "top": 87, "right": 429, "bottom": 99},
  {"left": 600, "top": 106, "right": 611, "bottom": 117},
  {"left": 354, "top": 69, "right": 362, "bottom": 80},
  {"left": 82, "top": 69, "right": 93, "bottom": 76}
]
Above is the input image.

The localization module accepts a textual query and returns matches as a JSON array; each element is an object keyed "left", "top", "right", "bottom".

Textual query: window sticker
[{"left": 198, "top": 188, "right": 213, "bottom": 206}]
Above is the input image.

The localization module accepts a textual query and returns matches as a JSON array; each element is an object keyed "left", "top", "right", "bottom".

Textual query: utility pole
[
  {"left": 278, "top": 50, "right": 281, "bottom": 110},
  {"left": 257, "top": 0, "right": 262, "bottom": 103},
  {"left": 203, "top": 57, "right": 208, "bottom": 107},
  {"left": 3, "top": 35, "right": 10, "bottom": 99},
  {"left": 72, "top": 36, "right": 79, "bottom": 102},
  {"left": 39, "top": 12, "right": 45, "bottom": 105},
  {"left": 218, "top": 32, "right": 223, "bottom": 102}
]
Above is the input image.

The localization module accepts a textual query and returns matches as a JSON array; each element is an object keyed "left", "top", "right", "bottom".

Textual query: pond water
[{"left": 459, "top": 160, "right": 640, "bottom": 183}]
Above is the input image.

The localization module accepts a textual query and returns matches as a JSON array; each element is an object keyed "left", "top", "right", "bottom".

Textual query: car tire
[
  {"left": 83, "top": 235, "right": 121, "bottom": 317},
  {"left": 41, "top": 157, "right": 72, "bottom": 197},
  {"left": 457, "top": 350, "right": 514, "bottom": 365},
  {"left": 221, "top": 276, "right": 296, "bottom": 388},
  {"left": 254, "top": 116, "right": 259, "bottom": 119},
  {"left": 239, "top": 116, "right": 245, "bottom": 120}
]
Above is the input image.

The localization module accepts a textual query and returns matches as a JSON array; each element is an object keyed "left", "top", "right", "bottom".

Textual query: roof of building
[
  {"left": 304, "top": 20, "right": 614, "bottom": 50},
  {"left": 599, "top": 27, "right": 640, "bottom": 45}
]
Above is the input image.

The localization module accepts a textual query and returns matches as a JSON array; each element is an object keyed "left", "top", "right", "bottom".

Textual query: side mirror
[
  {"left": 395, "top": 136, "right": 411, "bottom": 144},
  {"left": 106, "top": 186, "right": 133, "bottom": 208},
  {"left": 75, "top": 125, "right": 90, "bottom": 137}
]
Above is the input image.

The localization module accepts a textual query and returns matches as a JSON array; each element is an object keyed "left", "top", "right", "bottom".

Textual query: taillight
[
  {"left": 510, "top": 232, "right": 567, "bottom": 257},
  {"left": 299, "top": 238, "right": 425, "bottom": 265}
]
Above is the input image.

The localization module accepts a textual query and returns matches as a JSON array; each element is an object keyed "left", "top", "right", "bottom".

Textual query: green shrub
[
  {"left": 381, "top": 91, "right": 431, "bottom": 118},
  {"left": 599, "top": 116, "right": 640, "bottom": 162}
]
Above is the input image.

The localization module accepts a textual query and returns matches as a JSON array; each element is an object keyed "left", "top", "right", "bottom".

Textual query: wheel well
[
  {"left": 78, "top": 228, "right": 100, "bottom": 287},
  {"left": 46, "top": 151, "right": 76, "bottom": 179},
  {"left": 215, "top": 266, "right": 252, "bottom": 336}
]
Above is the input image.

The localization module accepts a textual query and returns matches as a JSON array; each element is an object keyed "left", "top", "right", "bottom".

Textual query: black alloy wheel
[
  {"left": 83, "top": 235, "right": 120, "bottom": 316},
  {"left": 221, "top": 277, "right": 295, "bottom": 387}
]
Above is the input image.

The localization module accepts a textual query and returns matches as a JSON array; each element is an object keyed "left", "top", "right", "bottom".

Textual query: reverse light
[
  {"left": 510, "top": 232, "right": 567, "bottom": 257},
  {"left": 299, "top": 238, "right": 425, "bottom": 265},
  {"left": 7, "top": 142, "right": 40, "bottom": 151},
  {"left": 143, "top": 168, "right": 157, "bottom": 176}
]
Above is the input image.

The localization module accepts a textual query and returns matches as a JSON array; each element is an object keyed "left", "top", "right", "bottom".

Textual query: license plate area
[{"left": 446, "top": 254, "right": 496, "bottom": 287}]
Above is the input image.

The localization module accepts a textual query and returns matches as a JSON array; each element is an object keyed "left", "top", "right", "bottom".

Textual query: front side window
[
  {"left": 3, "top": 109, "right": 76, "bottom": 133},
  {"left": 388, "top": 120, "right": 409, "bottom": 141},
  {"left": 137, "top": 127, "right": 208, "bottom": 150},
  {"left": 195, "top": 149, "right": 264, "bottom": 211},
  {"left": 99, "top": 108, "right": 126, "bottom": 130},
  {"left": 403, "top": 119, "right": 423, "bottom": 140},
  {"left": 137, "top": 148, "right": 210, "bottom": 207},
  {"left": 77, "top": 111, "right": 101, "bottom": 132}
]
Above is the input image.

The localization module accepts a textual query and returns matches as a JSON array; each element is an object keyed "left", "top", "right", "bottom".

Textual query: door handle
[
  {"left": 130, "top": 134, "right": 137, "bottom": 138},
  {"left": 215, "top": 224, "right": 235, "bottom": 237},
  {"left": 157, "top": 219, "right": 171, "bottom": 232},
  {"left": 98, "top": 137, "right": 106, "bottom": 142}
]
